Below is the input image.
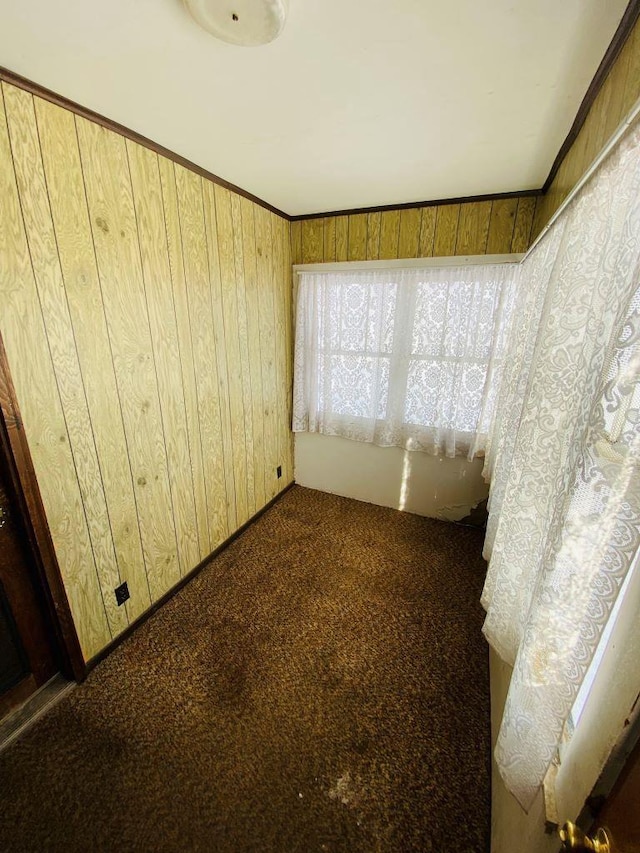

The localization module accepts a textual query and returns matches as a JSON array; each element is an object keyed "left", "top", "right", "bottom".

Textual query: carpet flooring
[{"left": 0, "top": 486, "right": 490, "bottom": 852}]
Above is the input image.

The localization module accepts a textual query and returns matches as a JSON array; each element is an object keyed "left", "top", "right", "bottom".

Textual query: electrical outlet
[
  {"left": 115, "top": 581, "right": 130, "bottom": 607},
  {"left": 277, "top": 465, "right": 282, "bottom": 479}
]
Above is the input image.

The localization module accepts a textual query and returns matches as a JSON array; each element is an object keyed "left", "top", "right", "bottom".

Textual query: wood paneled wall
[
  {"left": 290, "top": 196, "right": 537, "bottom": 265},
  {"left": 533, "top": 16, "right": 640, "bottom": 237},
  {"left": 0, "top": 81, "right": 293, "bottom": 660}
]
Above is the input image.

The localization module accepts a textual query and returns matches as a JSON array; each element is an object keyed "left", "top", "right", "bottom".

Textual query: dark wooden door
[
  {"left": 0, "top": 439, "right": 57, "bottom": 719},
  {"left": 594, "top": 738, "right": 640, "bottom": 852}
]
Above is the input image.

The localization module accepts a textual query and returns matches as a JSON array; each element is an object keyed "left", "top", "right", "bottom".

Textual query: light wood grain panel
[
  {"left": 603, "top": 36, "right": 631, "bottom": 142},
  {"left": 0, "top": 88, "right": 110, "bottom": 657},
  {"left": 271, "top": 213, "right": 289, "bottom": 487},
  {"left": 174, "top": 165, "right": 229, "bottom": 547},
  {"left": 270, "top": 210, "right": 284, "bottom": 485},
  {"left": 201, "top": 180, "right": 237, "bottom": 531},
  {"left": 563, "top": 123, "right": 588, "bottom": 202},
  {"left": 4, "top": 84, "right": 127, "bottom": 637},
  {"left": 418, "top": 207, "right": 436, "bottom": 257},
  {"left": 214, "top": 184, "right": 249, "bottom": 525},
  {"left": 434, "top": 204, "right": 461, "bottom": 256},
  {"left": 301, "top": 218, "right": 323, "bottom": 264},
  {"left": 622, "top": 19, "right": 640, "bottom": 116},
  {"left": 34, "top": 97, "right": 150, "bottom": 626},
  {"left": 323, "top": 216, "right": 336, "bottom": 262},
  {"left": 157, "top": 158, "right": 208, "bottom": 563},
  {"left": 486, "top": 199, "right": 518, "bottom": 254},
  {"left": 240, "top": 197, "right": 266, "bottom": 509},
  {"left": 76, "top": 117, "right": 179, "bottom": 603},
  {"left": 230, "top": 192, "right": 256, "bottom": 518},
  {"left": 126, "top": 141, "right": 201, "bottom": 576},
  {"left": 379, "top": 210, "right": 401, "bottom": 259},
  {"left": 532, "top": 190, "right": 554, "bottom": 239},
  {"left": 335, "top": 216, "right": 349, "bottom": 261},
  {"left": 455, "top": 201, "right": 491, "bottom": 255},
  {"left": 347, "top": 213, "right": 367, "bottom": 261},
  {"left": 1, "top": 82, "right": 293, "bottom": 660},
  {"left": 398, "top": 208, "right": 422, "bottom": 258},
  {"left": 511, "top": 197, "right": 536, "bottom": 253},
  {"left": 290, "top": 220, "right": 302, "bottom": 265},
  {"left": 582, "top": 74, "right": 615, "bottom": 172},
  {"left": 297, "top": 197, "right": 533, "bottom": 263},
  {"left": 254, "top": 205, "right": 279, "bottom": 499},
  {"left": 366, "top": 212, "right": 381, "bottom": 259},
  {"left": 280, "top": 215, "right": 294, "bottom": 484}
]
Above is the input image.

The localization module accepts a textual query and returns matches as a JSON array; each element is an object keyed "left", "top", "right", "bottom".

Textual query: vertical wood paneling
[
  {"left": 295, "top": 196, "right": 536, "bottom": 264},
  {"left": 602, "top": 39, "right": 631, "bottom": 143},
  {"left": 4, "top": 85, "right": 127, "bottom": 638},
  {"left": 347, "top": 213, "right": 367, "bottom": 261},
  {"left": 366, "top": 211, "right": 381, "bottom": 259},
  {"left": 215, "top": 185, "right": 249, "bottom": 526},
  {"left": 623, "top": 21, "right": 640, "bottom": 115},
  {"left": 230, "top": 193, "right": 256, "bottom": 518},
  {"left": 418, "top": 207, "right": 436, "bottom": 257},
  {"left": 254, "top": 206, "right": 279, "bottom": 499},
  {"left": 0, "top": 87, "right": 110, "bottom": 658},
  {"left": 201, "top": 181, "right": 237, "bottom": 532},
  {"left": 301, "top": 218, "right": 323, "bottom": 264},
  {"left": 290, "top": 219, "right": 302, "bottom": 265},
  {"left": 323, "top": 216, "right": 336, "bottom": 262},
  {"left": 240, "top": 197, "right": 266, "bottom": 511},
  {"left": 335, "top": 216, "right": 349, "bottom": 261},
  {"left": 398, "top": 208, "right": 422, "bottom": 258},
  {"left": 1, "top": 85, "right": 294, "bottom": 659},
  {"left": 272, "top": 214, "right": 289, "bottom": 486},
  {"left": 174, "top": 166, "right": 229, "bottom": 545},
  {"left": 455, "top": 201, "right": 491, "bottom": 255},
  {"left": 126, "top": 142, "right": 200, "bottom": 576},
  {"left": 157, "top": 158, "right": 208, "bottom": 563},
  {"left": 280, "top": 216, "right": 295, "bottom": 484},
  {"left": 486, "top": 198, "right": 518, "bottom": 255},
  {"left": 511, "top": 197, "right": 536, "bottom": 253},
  {"left": 76, "top": 118, "right": 180, "bottom": 604},
  {"left": 434, "top": 204, "right": 461, "bottom": 256},
  {"left": 34, "top": 98, "right": 150, "bottom": 627},
  {"left": 378, "top": 210, "right": 401, "bottom": 259}
]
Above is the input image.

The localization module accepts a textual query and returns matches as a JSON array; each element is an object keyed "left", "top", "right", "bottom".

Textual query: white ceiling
[{"left": 0, "top": 0, "right": 629, "bottom": 216}]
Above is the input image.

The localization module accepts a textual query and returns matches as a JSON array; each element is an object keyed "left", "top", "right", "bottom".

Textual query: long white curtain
[
  {"left": 293, "top": 264, "right": 516, "bottom": 458},
  {"left": 483, "top": 119, "right": 640, "bottom": 810}
]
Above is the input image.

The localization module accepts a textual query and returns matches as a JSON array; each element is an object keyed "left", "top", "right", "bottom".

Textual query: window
[{"left": 293, "top": 263, "right": 517, "bottom": 458}]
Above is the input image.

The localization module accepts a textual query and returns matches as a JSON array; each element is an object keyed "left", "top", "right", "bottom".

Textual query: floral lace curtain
[
  {"left": 482, "top": 119, "right": 640, "bottom": 810},
  {"left": 293, "top": 264, "right": 516, "bottom": 458}
]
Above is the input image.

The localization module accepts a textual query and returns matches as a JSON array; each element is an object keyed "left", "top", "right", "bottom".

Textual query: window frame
[{"left": 293, "top": 253, "right": 523, "bottom": 451}]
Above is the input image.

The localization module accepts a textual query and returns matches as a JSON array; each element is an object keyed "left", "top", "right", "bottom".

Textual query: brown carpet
[{"left": 0, "top": 486, "right": 490, "bottom": 852}]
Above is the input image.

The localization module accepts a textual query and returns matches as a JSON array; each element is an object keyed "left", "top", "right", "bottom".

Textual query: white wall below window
[{"left": 294, "top": 433, "right": 489, "bottom": 521}]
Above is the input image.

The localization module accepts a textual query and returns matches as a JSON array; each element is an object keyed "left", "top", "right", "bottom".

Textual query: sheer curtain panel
[
  {"left": 482, "top": 118, "right": 640, "bottom": 810},
  {"left": 293, "top": 264, "right": 516, "bottom": 458}
]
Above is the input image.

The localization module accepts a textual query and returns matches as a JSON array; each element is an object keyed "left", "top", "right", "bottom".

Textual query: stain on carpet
[{"left": 0, "top": 486, "right": 490, "bottom": 852}]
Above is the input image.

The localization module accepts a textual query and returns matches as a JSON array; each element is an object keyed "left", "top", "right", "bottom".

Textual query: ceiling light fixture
[{"left": 183, "top": 0, "right": 289, "bottom": 46}]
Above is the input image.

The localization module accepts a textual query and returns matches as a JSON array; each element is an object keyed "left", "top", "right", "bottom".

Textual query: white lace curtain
[
  {"left": 293, "top": 264, "right": 516, "bottom": 458},
  {"left": 482, "top": 118, "right": 640, "bottom": 810}
]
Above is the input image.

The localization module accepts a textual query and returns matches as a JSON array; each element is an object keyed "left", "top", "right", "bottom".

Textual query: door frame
[{"left": 0, "top": 333, "right": 85, "bottom": 683}]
